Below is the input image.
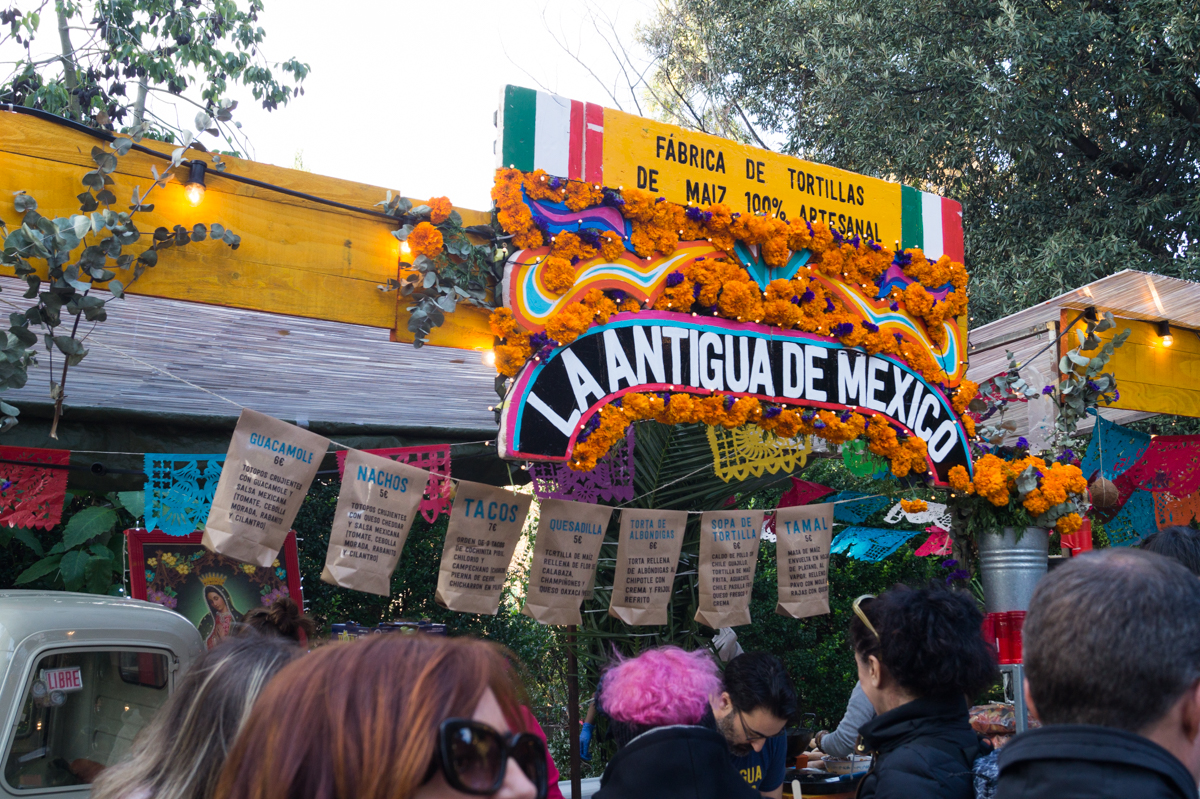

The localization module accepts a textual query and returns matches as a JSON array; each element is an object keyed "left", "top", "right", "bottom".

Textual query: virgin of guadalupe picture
[
  {"left": 125, "top": 530, "right": 303, "bottom": 641},
  {"left": 199, "top": 579, "right": 243, "bottom": 650}
]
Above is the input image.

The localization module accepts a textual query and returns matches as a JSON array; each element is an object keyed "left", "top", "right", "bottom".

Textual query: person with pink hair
[{"left": 593, "top": 647, "right": 759, "bottom": 799}]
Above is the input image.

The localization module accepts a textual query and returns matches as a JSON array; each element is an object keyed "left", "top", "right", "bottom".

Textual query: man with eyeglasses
[{"left": 700, "top": 652, "right": 799, "bottom": 799}]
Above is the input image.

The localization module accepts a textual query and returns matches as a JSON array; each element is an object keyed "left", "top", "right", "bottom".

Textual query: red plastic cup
[
  {"left": 995, "top": 612, "right": 1014, "bottom": 664},
  {"left": 981, "top": 613, "right": 996, "bottom": 652},
  {"left": 1008, "top": 611, "right": 1026, "bottom": 664}
]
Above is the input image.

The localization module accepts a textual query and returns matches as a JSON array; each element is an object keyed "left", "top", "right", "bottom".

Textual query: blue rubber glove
[{"left": 580, "top": 721, "right": 594, "bottom": 761}]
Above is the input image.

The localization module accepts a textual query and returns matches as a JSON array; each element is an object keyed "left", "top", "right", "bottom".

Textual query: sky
[{"left": 209, "top": 0, "right": 659, "bottom": 210}]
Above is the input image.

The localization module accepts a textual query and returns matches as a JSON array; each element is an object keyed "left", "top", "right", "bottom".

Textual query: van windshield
[{"left": 4, "top": 650, "right": 170, "bottom": 791}]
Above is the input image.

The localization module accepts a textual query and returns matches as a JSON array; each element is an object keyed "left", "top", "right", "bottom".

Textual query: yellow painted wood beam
[
  {"left": 0, "top": 110, "right": 494, "bottom": 350},
  {"left": 1060, "top": 312, "right": 1200, "bottom": 418}
]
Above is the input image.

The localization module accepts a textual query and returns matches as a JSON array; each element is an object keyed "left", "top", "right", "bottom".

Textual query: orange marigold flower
[
  {"left": 428, "top": 196, "right": 453, "bottom": 225},
  {"left": 541, "top": 256, "right": 576, "bottom": 295},
  {"left": 1055, "top": 513, "right": 1084, "bottom": 535},
  {"left": 900, "top": 499, "right": 929, "bottom": 514},
  {"left": 953, "top": 380, "right": 979, "bottom": 415},
  {"left": 948, "top": 465, "right": 973, "bottom": 494},
  {"left": 489, "top": 308, "right": 522, "bottom": 340},
  {"left": 598, "top": 231, "right": 626, "bottom": 261},
  {"left": 495, "top": 337, "right": 531, "bottom": 377},
  {"left": 408, "top": 222, "right": 444, "bottom": 259}
]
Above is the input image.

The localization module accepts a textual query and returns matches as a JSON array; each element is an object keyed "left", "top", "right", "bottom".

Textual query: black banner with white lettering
[{"left": 498, "top": 313, "right": 970, "bottom": 484}]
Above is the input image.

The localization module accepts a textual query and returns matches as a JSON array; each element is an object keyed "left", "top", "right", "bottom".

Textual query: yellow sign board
[{"left": 602, "top": 110, "right": 902, "bottom": 246}]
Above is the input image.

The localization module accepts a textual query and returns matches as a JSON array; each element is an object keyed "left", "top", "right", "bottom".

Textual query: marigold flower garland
[{"left": 489, "top": 169, "right": 972, "bottom": 474}]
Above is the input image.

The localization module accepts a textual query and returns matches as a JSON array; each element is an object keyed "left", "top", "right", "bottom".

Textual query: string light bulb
[
  {"left": 1156, "top": 320, "right": 1173, "bottom": 347},
  {"left": 184, "top": 161, "right": 207, "bottom": 206}
]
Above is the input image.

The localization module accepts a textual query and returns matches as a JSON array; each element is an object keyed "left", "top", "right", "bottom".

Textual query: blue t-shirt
[{"left": 731, "top": 733, "right": 787, "bottom": 792}]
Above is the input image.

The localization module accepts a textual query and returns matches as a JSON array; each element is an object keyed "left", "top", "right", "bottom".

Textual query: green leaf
[
  {"left": 13, "top": 192, "right": 36, "bottom": 213},
  {"left": 118, "top": 491, "right": 145, "bottom": 519},
  {"left": 15, "top": 555, "right": 62, "bottom": 585},
  {"left": 111, "top": 138, "right": 133, "bottom": 157},
  {"left": 191, "top": 224, "right": 207, "bottom": 242},
  {"left": 61, "top": 506, "right": 119, "bottom": 548},
  {"left": 60, "top": 549, "right": 89, "bottom": 590},
  {"left": 107, "top": 279, "right": 124, "bottom": 299},
  {"left": 11, "top": 527, "right": 43, "bottom": 556}
]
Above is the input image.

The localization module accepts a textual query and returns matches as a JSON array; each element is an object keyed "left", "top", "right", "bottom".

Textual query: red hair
[{"left": 213, "top": 635, "right": 525, "bottom": 799}]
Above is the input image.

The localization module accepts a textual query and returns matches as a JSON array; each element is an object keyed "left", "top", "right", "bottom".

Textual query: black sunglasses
[{"left": 425, "top": 718, "right": 548, "bottom": 799}]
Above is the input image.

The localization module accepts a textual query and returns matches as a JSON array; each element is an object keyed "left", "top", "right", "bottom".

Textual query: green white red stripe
[
  {"left": 498, "top": 85, "right": 603, "bottom": 183},
  {"left": 901, "top": 185, "right": 963, "bottom": 262}
]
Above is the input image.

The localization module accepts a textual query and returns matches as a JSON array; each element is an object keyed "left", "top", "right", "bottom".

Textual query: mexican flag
[
  {"left": 901, "top": 185, "right": 964, "bottom": 262},
  {"left": 497, "top": 85, "right": 604, "bottom": 184}
]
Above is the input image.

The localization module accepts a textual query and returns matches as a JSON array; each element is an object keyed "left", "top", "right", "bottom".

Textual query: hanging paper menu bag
[
  {"left": 608, "top": 508, "right": 688, "bottom": 626},
  {"left": 203, "top": 409, "right": 329, "bottom": 567},
  {"left": 521, "top": 499, "right": 613, "bottom": 625},
  {"left": 321, "top": 449, "right": 429, "bottom": 596},
  {"left": 435, "top": 481, "right": 533, "bottom": 614},
  {"left": 774, "top": 504, "right": 834, "bottom": 619},
  {"left": 694, "top": 509, "right": 764, "bottom": 628}
]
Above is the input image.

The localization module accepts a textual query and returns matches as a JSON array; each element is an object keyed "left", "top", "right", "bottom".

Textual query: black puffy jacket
[
  {"left": 593, "top": 725, "right": 760, "bottom": 799},
  {"left": 853, "top": 696, "right": 984, "bottom": 799},
  {"left": 996, "top": 724, "right": 1196, "bottom": 799}
]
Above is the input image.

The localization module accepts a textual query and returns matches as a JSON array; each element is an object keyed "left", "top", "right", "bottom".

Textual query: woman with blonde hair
[
  {"left": 214, "top": 634, "right": 546, "bottom": 799},
  {"left": 90, "top": 633, "right": 300, "bottom": 799}
]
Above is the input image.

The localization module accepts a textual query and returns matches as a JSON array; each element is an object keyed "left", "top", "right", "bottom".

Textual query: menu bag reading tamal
[
  {"left": 521, "top": 499, "right": 613, "bottom": 626},
  {"left": 774, "top": 504, "right": 833, "bottom": 619},
  {"left": 694, "top": 509, "right": 764, "bottom": 628},
  {"left": 435, "top": 480, "right": 533, "bottom": 614},
  {"left": 321, "top": 449, "right": 430, "bottom": 596},
  {"left": 203, "top": 409, "right": 329, "bottom": 567}
]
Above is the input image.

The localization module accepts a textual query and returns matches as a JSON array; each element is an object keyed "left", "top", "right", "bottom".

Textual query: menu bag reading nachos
[
  {"left": 521, "top": 499, "right": 613, "bottom": 626},
  {"left": 694, "top": 509, "right": 764, "bottom": 629},
  {"left": 321, "top": 449, "right": 430, "bottom": 596},
  {"left": 774, "top": 504, "right": 834, "bottom": 619},
  {"left": 204, "top": 409, "right": 329, "bottom": 567},
  {"left": 608, "top": 509, "right": 688, "bottom": 626},
  {"left": 435, "top": 481, "right": 533, "bottom": 614}
]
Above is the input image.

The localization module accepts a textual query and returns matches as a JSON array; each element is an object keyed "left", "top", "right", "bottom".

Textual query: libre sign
[{"left": 498, "top": 312, "right": 971, "bottom": 485}]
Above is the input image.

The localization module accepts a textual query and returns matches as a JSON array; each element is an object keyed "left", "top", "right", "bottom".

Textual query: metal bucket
[{"left": 979, "top": 527, "right": 1049, "bottom": 613}]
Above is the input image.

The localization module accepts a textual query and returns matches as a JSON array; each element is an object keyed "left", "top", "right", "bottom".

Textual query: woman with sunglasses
[
  {"left": 213, "top": 634, "right": 546, "bottom": 799},
  {"left": 849, "top": 586, "right": 997, "bottom": 799}
]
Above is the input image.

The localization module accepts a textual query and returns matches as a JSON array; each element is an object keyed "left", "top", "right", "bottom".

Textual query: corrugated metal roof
[{"left": 0, "top": 277, "right": 498, "bottom": 430}]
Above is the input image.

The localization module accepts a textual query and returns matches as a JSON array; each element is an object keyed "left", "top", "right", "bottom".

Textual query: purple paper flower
[
  {"left": 610, "top": 289, "right": 627, "bottom": 304},
  {"left": 790, "top": 296, "right": 802, "bottom": 305},
  {"left": 723, "top": 395, "right": 735, "bottom": 411},
  {"left": 1114, "top": 388, "right": 1120, "bottom": 401},
  {"left": 532, "top": 215, "right": 551, "bottom": 238},
  {"left": 655, "top": 197, "right": 666, "bottom": 204},
  {"left": 946, "top": 569, "right": 970, "bottom": 584},
  {"left": 602, "top": 189, "right": 625, "bottom": 208},
  {"left": 890, "top": 302, "right": 900, "bottom": 311},
  {"left": 685, "top": 206, "right": 712, "bottom": 223},
  {"left": 832, "top": 322, "right": 855, "bottom": 337},
  {"left": 801, "top": 289, "right": 815, "bottom": 303},
  {"left": 1056, "top": 448, "right": 1076, "bottom": 463},
  {"left": 861, "top": 321, "right": 880, "bottom": 333},
  {"left": 0, "top": 480, "right": 10, "bottom": 491},
  {"left": 693, "top": 283, "right": 702, "bottom": 300},
  {"left": 801, "top": 409, "right": 816, "bottom": 422},
  {"left": 1086, "top": 379, "right": 1100, "bottom": 392},
  {"left": 548, "top": 177, "right": 563, "bottom": 190},
  {"left": 656, "top": 392, "right": 673, "bottom": 404},
  {"left": 868, "top": 240, "right": 882, "bottom": 251},
  {"left": 839, "top": 410, "right": 852, "bottom": 422},
  {"left": 814, "top": 419, "right": 827, "bottom": 429},
  {"left": 941, "top": 559, "right": 959, "bottom": 569},
  {"left": 1042, "top": 385, "right": 1055, "bottom": 395},
  {"left": 1016, "top": 437, "right": 1029, "bottom": 450},
  {"left": 577, "top": 413, "right": 603, "bottom": 443},
  {"left": 831, "top": 228, "right": 844, "bottom": 244},
  {"left": 529, "top": 331, "right": 559, "bottom": 358},
  {"left": 825, "top": 298, "right": 836, "bottom": 313},
  {"left": 849, "top": 235, "right": 861, "bottom": 249},
  {"left": 666, "top": 271, "right": 685, "bottom": 288},
  {"left": 893, "top": 251, "right": 913, "bottom": 267},
  {"left": 764, "top": 406, "right": 782, "bottom": 419},
  {"left": 577, "top": 228, "right": 602, "bottom": 248}
]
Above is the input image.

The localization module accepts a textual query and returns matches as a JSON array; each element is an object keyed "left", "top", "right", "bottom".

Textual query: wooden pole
[{"left": 567, "top": 624, "right": 581, "bottom": 799}]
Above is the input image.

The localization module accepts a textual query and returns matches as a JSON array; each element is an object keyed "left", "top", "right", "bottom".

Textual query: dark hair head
[
  {"left": 849, "top": 585, "right": 997, "bottom": 701},
  {"left": 91, "top": 633, "right": 300, "bottom": 799},
  {"left": 723, "top": 651, "right": 798, "bottom": 722},
  {"left": 1140, "top": 526, "right": 1200, "bottom": 577},
  {"left": 214, "top": 634, "right": 527, "bottom": 799},
  {"left": 240, "top": 597, "right": 316, "bottom": 643},
  {"left": 1025, "top": 548, "right": 1200, "bottom": 731}
]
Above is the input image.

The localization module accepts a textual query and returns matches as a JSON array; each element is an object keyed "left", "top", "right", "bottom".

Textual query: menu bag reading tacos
[{"left": 435, "top": 480, "right": 533, "bottom": 614}]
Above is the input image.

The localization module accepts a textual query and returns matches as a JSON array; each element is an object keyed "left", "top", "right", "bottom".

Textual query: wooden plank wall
[
  {"left": 0, "top": 110, "right": 494, "bottom": 350},
  {"left": 1060, "top": 312, "right": 1200, "bottom": 418}
]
